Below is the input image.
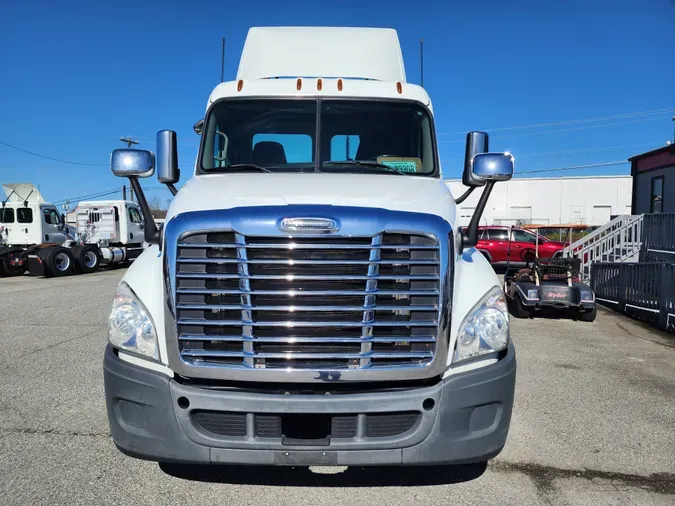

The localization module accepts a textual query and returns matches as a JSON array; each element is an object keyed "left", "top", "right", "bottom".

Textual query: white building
[{"left": 445, "top": 175, "right": 633, "bottom": 227}]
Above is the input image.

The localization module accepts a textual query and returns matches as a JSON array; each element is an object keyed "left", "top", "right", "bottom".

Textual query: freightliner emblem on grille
[{"left": 279, "top": 217, "right": 339, "bottom": 234}]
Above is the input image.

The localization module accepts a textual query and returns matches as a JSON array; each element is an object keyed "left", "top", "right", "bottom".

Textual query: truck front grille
[{"left": 174, "top": 232, "right": 441, "bottom": 371}]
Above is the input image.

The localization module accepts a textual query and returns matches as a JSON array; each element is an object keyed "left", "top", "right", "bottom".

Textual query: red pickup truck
[{"left": 472, "top": 226, "right": 567, "bottom": 265}]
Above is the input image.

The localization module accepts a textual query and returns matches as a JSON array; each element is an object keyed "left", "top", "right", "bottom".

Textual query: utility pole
[
  {"left": 221, "top": 37, "right": 226, "bottom": 83},
  {"left": 119, "top": 136, "right": 139, "bottom": 148},
  {"left": 420, "top": 39, "right": 424, "bottom": 87}
]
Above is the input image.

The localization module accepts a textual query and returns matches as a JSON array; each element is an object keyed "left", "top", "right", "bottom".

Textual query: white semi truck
[
  {"left": 0, "top": 183, "right": 145, "bottom": 277},
  {"left": 103, "top": 26, "right": 517, "bottom": 467}
]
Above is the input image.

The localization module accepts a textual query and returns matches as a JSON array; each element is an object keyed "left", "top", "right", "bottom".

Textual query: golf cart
[{"left": 503, "top": 224, "right": 597, "bottom": 321}]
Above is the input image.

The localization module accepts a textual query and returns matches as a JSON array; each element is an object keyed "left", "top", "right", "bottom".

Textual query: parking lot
[{"left": 1, "top": 269, "right": 674, "bottom": 505}]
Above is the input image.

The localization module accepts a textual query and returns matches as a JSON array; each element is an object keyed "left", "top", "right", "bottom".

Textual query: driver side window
[
  {"left": 43, "top": 208, "right": 61, "bottom": 226},
  {"left": 128, "top": 207, "right": 143, "bottom": 224},
  {"left": 512, "top": 230, "right": 535, "bottom": 243}
]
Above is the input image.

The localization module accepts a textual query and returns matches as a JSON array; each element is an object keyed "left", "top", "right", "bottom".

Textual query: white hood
[{"left": 165, "top": 173, "right": 457, "bottom": 225}]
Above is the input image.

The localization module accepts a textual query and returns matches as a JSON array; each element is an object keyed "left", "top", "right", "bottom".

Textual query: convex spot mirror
[
  {"left": 471, "top": 152, "right": 514, "bottom": 182},
  {"left": 111, "top": 149, "right": 155, "bottom": 178}
]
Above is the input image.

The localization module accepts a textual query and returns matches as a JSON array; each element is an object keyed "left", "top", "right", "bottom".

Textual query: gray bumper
[{"left": 104, "top": 344, "right": 516, "bottom": 466}]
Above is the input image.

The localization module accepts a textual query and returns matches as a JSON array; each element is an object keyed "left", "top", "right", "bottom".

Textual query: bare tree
[{"left": 148, "top": 196, "right": 167, "bottom": 219}]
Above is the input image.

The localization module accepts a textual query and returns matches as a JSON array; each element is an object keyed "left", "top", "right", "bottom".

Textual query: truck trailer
[
  {"left": 103, "top": 26, "right": 517, "bottom": 467},
  {"left": 0, "top": 183, "right": 145, "bottom": 277}
]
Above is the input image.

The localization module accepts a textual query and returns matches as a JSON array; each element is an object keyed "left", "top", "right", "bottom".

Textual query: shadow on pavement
[{"left": 159, "top": 461, "right": 488, "bottom": 486}]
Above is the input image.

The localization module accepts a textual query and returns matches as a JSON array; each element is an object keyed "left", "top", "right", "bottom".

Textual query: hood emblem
[{"left": 279, "top": 217, "right": 339, "bottom": 234}]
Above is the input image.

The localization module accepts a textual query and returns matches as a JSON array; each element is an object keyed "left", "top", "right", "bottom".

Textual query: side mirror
[
  {"left": 471, "top": 152, "right": 514, "bottom": 182},
  {"left": 109, "top": 148, "right": 159, "bottom": 245},
  {"left": 462, "top": 131, "right": 489, "bottom": 187},
  {"left": 157, "top": 130, "right": 180, "bottom": 184},
  {"left": 111, "top": 149, "right": 155, "bottom": 178}
]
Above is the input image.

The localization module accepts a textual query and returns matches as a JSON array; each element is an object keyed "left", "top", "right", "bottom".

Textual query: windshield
[{"left": 199, "top": 98, "right": 437, "bottom": 176}]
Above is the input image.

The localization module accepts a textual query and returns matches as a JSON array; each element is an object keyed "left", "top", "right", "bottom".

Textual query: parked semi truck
[
  {"left": 0, "top": 183, "right": 145, "bottom": 277},
  {"left": 104, "top": 26, "right": 517, "bottom": 467}
]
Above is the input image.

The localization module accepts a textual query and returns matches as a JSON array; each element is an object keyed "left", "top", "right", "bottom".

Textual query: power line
[
  {"left": 52, "top": 188, "right": 121, "bottom": 206},
  {"left": 515, "top": 161, "right": 629, "bottom": 176},
  {"left": 443, "top": 142, "right": 658, "bottom": 164},
  {"left": 0, "top": 140, "right": 108, "bottom": 166},
  {"left": 439, "top": 115, "right": 672, "bottom": 144},
  {"left": 438, "top": 107, "right": 674, "bottom": 136}
]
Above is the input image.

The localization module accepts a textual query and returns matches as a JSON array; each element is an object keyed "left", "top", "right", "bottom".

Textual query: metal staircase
[{"left": 563, "top": 215, "right": 644, "bottom": 280}]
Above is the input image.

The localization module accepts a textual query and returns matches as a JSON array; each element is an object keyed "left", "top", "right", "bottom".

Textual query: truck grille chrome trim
[{"left": 163, "top": 205, "right": 453, "bottom": 383}]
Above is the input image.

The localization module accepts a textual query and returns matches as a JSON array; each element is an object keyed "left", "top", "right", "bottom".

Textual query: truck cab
[
  {"left": 103, "top": 26, "right": 517, "bottom": 467},
  {"left": 1, "top": 183, "right": 69, "bottom": 247},
  {"left": 75, "top": 200, "right": 145, "bottom": 247}
]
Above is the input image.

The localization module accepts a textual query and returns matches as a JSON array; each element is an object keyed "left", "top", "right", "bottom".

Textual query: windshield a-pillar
[{"left": 199, "top": 98, "right": 437, "bottom": 176}]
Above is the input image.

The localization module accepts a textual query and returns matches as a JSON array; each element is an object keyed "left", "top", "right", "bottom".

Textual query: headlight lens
[
  {"left": 454, "top": 286, "right": 509, "bottom": 363},
  {"left": 109, "top": 282, "right": 158, "bottom": 360}
]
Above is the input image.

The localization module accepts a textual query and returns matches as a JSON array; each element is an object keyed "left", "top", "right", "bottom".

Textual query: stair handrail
[{"left": 563, "top": 214, "right": 641, "bottom": 256}]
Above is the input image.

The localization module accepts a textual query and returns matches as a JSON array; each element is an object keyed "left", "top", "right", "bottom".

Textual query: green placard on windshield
[{"left": 377, "top": 157, "right": 422, "bottom": 173}]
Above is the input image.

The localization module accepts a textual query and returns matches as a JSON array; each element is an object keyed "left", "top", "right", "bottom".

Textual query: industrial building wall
[{"left": 445, "top": 175, "right": 633, "bottom": 227}]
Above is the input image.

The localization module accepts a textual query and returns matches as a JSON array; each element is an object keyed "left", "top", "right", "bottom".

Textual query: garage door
[
  {"left": 510, "top": 206, "right": 532, "bottom": 225},
  {"left": 591, "top": 205, "right": 612, "bottom": 226}
]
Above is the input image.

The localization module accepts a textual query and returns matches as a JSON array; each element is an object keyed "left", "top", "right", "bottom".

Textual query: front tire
[
  {"left": 509, "top": 294, "right": 532, "bottom": 319},
  {"left": 578, "top": 305, "right": 597, "bottom": 322}
]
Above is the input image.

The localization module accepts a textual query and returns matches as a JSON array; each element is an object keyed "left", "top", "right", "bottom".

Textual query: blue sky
[{"left": 1, "top": 0, "right": 674, "bottom": 208}]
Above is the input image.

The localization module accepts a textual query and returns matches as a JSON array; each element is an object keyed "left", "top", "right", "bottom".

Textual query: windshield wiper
[
  {"left": 323, "top": 160, "right": 407, "bottom": 176},
  {"left": 221, "top": 164, "right": 272, "bottom": 173}
]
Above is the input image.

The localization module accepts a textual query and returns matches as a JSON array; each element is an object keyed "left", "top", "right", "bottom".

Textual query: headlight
[
  {"left": 109, "top": 281, "right": 158, "bottom": 360},
  {"left": 453, "top": 286, "right": 509, "bottom": 363}
]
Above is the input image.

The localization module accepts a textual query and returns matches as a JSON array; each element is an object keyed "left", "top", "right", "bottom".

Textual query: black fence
[
  {"left": 591, "top": 262, "right": 675, "bottom": 331},
  {"left": 640, "top": 213, "right": 675, "bottom": 262}
]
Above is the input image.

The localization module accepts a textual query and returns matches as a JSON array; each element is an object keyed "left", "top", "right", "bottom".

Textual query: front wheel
[
  {"left": 578, "top": 305, "right": 597, "bottom": 322},
  {"left": 509, "top": 294, "right": 532, "bottom": 319}
]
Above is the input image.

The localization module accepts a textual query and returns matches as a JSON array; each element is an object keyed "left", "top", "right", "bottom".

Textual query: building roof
[{"left": 628, "top": 144, "right": 675, "bottom": 162}]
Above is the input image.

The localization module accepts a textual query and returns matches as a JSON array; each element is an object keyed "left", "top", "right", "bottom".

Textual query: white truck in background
[
  {"left": 103, "top": 26, "right": 517, "bottom": 468},
  {"left": 0, "top": 183, "right": 146, "bottom": 277}
]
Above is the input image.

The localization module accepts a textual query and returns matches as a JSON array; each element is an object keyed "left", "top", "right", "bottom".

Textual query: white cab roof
[
  {"left": 2, "top": 183, "right": 45, "bottom": 203},
  {"left": 236, "top": 27, "right": 407, "bottom": 82}
]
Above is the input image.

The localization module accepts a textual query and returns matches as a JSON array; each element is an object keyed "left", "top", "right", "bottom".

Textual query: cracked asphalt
[{"left": 1, "top": 269, "right": 674, "bottom": 505}]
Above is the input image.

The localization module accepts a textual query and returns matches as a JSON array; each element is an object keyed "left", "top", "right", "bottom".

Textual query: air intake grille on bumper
[{"left": 174, "top": 232, "right": 440, "bottom": 371}]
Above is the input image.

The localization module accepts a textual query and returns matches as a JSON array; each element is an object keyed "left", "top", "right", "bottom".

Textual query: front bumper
[{"left": 104, "top": 344, "right": 516, "bottom": 466}]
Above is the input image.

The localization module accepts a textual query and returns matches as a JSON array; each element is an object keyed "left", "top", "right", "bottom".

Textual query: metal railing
[
  {"left": 564, "top": 214, "right": 643, "bottom": 280},
  {"left": 591, "top": 262, "right": 675, "bottom": 331},
  {"left": 641, "top": 213, "right": 675, "bottom": 262}
]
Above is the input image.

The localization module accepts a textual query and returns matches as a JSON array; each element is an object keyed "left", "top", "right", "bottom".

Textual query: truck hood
[{"left": 165, "top": 173, "right": 457, "bottom": 226}]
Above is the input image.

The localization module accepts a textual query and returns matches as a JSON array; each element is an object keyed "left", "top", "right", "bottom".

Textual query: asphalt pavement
[{"left": 1, "top": 269, "right": 674, "bottom": 505}]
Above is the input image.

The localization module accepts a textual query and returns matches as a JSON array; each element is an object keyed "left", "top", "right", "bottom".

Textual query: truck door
[
  {"left": 126, "top": 205, "right": 144, "bottom": 244},
  {"left": 42, "top": 206, "right": 67, "bottom": 244}
]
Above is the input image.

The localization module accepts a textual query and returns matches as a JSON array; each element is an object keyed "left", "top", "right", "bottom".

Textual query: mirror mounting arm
[
  {"left": 461, "top": 181, "right": 495, "bottom": 249},
  {"left": 128, "top": 177, "right": 160, "bottom": 245},
  {"left": 166, "top": 184, "right": 178, "bottom": 196},
  {"left": 454, "top": 186, "right": 475, "bottom": 205}
]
